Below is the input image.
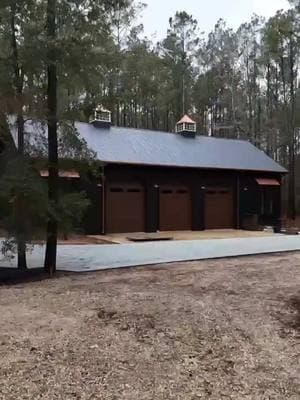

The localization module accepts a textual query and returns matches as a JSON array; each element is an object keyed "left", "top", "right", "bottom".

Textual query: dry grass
[{"left": 1, "top": 254, "right": 300, "bottom": 399}]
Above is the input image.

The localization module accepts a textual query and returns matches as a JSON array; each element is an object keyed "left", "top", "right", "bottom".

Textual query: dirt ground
[
  {"left": 0, "top": 254, "right": 300, "bottom": 400},
  {"left": 34, "top": 235, "right": 115, "bottom": 245}
]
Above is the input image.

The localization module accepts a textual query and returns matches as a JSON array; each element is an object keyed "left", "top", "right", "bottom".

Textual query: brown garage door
[
  {"left": 106, "top": 183, "right": 145, "bottom": 233},
  {"left": 205, "top": 187, "right": 234, "bottom": 229},
  {"left": 159, "top": 185, "right": 191, "bottom": 231}
]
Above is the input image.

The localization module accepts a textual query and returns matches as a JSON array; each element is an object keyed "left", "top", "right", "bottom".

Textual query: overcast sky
[{"left": 140, "top": 0, "right": 290, "bottom": 40}]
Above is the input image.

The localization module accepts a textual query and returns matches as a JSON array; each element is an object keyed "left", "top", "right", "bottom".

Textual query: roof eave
[{"left": 99, "top": 159, "right": 287, "bottom": 174}]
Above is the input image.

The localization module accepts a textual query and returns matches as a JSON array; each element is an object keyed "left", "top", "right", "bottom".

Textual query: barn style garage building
[
  {"left": 80, "top": 110, "right": 286, "bottom": 234},
  {"left": 9, "top": 110, "right": 287, "bottom": 234}
]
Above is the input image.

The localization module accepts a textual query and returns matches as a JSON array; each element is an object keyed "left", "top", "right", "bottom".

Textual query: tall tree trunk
[
  {"left": 230, "top": 70, "right": 237, "bottom": 138},
  {"left": 16, "top": 107, "right": 28, "bottom": 270},
  {"left": 280, "top": 54, "right": 289, "bottom": 167},
  {"left": 16, "top": 115, "right": 27, "bottom": 270},
  {"left": 274, "top": 64, "right": 280, "bottom": 162},
  {"left": 266, "top": 62, "right": 272, "bottom": 156},
  {"left": 44, "top": 0, "right": 58, "bottom": 275},
  {"left": 287, "top": 34, "right": 296, "bottom": 220},
  {"left": 10, "top": 1, "right": 27, "bottom": 270},
  {"left": 182, "top": 74, "right": 185, "bottom": 115}
]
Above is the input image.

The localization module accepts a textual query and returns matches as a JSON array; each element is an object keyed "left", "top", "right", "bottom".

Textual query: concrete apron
[{"left": 1, "top": 235, "right": 300, "bottom": 272}]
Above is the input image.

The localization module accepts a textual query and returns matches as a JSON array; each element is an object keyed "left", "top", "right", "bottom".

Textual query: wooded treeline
[{"left": 0, "top": 0, "right": 300, "bottom": 271}]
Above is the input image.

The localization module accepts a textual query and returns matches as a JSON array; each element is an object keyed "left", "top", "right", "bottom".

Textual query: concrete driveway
[
  {"left": 1, "top": 235, "right": 300, "bottom": 272},
  {"left": 100, "top": 229, "right": 276, "bottom": 244}
]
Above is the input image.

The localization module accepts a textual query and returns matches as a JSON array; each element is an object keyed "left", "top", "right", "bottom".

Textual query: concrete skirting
[{"left": 1, "top": 235, "right": 300, "bottom": 272}]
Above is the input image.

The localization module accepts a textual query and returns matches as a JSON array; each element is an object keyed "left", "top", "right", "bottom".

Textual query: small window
[
  {"left": 96, "top": 111, "right": 111, "bottom": 122},
  {"left": 110, "top": 188, "right": 124, "bottom": 193},
  {"left": 162, "top": 190, "right": 172, "bottom": 194},
  {"left": 176, "top": 123, "right": 184, "bottom": 133},
  {"left": 185, "top": 122, "right": 196, "bottom": 131},
  {"left": 127, "top": 188, "right": 141, "bottom": 193}
]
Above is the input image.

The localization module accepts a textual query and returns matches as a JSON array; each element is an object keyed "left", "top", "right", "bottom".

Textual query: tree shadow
[
  {"left": 275, "top": 294, "right": 300, "bottom": 337},
  {"left": 0, "top": 267, "right": 50, "bottom": 285},
  {"left": 288, "top": 295, "right": 300, "bottom": 331}
]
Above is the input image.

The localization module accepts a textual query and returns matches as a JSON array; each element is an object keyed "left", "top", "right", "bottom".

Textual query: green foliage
[
  {"left": 24, "top": 119, "right": 96, "bottom": 161},
  {"left": 0, "top": 155, "right": 92, "bottom": 252},
  {"left": 0, "top": 157, "right": 48, "bottom": 240},
  {"left": 56, "top": 192, "right": 90, "bottom": 237},
  {"left": 1, "top": 0, "right": 299, "bottom": 149},
  {"left": 159, "top": 12, "right": 200, "bottom": 118}
]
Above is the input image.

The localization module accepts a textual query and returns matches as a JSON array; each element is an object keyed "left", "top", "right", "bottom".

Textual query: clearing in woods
[{"left": 0, "top": 253, "right": 300, "bottom": 399}]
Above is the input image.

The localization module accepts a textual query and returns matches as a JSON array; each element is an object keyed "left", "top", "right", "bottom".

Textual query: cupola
[
  {"left": 175, "top": 115, "right": 196, "bottom": 137},
  {"left": 90, "top": 105, "right": 112, "bottom": 128}
]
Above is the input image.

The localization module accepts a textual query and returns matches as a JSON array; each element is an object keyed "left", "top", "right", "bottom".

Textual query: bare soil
[
  {"left": 0, "top": 254, "right": 300, "bottom": 399},
  {"left": 33, "top": 235, "right": 115, "bottom": 245}
]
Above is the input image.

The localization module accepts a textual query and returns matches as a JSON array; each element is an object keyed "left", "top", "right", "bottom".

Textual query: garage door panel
[
  {"left": 159, "top": 185, "right": 191, "bottom": 231},
  {"left": 107, "top": 183, "right": 145, "bottom": 233},
  {"left": 205, "top": 187, "right": 234, "bottom": 229}
]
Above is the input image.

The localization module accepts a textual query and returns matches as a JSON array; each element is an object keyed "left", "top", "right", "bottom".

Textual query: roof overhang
[
  {"left": 256, "top": 178, "right": 281, "bottom": 186},
  {"left": 101, "top": 160, "right": 286, "bottom": 174}
]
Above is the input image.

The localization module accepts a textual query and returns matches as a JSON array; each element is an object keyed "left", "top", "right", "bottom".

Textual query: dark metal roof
[
  {"left": 75, "top": 123, "right": 286, "bottom": 173},
  {"left": 10, "top": 118, "right": 287, "bottom": 173}
]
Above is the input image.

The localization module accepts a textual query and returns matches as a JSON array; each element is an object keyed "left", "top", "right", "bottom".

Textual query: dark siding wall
[
  {"left": 239, "top": 177, "right": 261, "bottom": 216},
  {"left": 192, "top": 186, "right": 205, "bottom": 230},
  {"left": 80, "top": 165, "right": 283, "bottom": 234},
  {"left": 82, "top": 181, "right": 102, "bottom": 234},
  {"left": 146, "top": 184, "right": 159, "bottom": 232},
  {"left": 261, "top": 186, "right": 281, "bottom": 225},
  {"left": 105, "top": 165, "right": 240, "bottom": 232},
  {"left": 239, "top": 173, "right": 282, "bottom": 227},
  {"left": 273, "top": 186, "right": 282, "bottom": 220}
]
